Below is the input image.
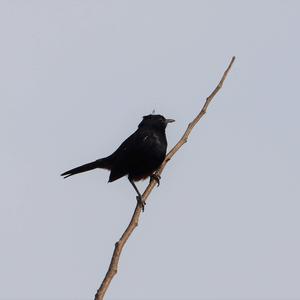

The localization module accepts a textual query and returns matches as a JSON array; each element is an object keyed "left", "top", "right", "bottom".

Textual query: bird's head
[{"left": 138, "top": 114, "right": 175, "bottom": 130}]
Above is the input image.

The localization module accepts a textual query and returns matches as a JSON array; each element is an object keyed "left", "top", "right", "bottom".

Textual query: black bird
[{"left": 61, "top": 114, "right": 174, "bottom": 209}]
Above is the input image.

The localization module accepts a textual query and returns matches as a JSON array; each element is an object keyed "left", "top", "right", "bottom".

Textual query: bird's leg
[
  {"left": 150, "top": 173, "right": 161, "bottom": 187},
  {"left": 128, "top": 178, "right": 145, "bottom": 211}
]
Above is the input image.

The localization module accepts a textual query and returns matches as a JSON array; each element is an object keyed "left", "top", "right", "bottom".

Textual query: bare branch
[{"left": 94, "top": 56, "right": 236, "bottom": 300}]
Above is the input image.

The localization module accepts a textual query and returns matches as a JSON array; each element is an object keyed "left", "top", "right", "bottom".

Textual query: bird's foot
[
  {"left": 151, "top": 173, "right": 161, "bottom": 187},
  {"left": 136, "top": 195, "right": 146, "bottom": 212}
]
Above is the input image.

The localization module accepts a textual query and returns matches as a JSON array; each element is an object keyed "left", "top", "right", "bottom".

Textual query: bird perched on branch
[{"left": 61, "top": 114, "right": 175, "bottom": 210}]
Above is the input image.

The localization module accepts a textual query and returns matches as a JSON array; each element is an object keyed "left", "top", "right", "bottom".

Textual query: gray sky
[{"left": 1, "top": 1, "right": 300, "bottom": 299}]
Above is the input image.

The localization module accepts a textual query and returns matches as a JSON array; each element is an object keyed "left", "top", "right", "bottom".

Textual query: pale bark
[{"left": 94, "top": 56, "right": 236, "bottom": 300}]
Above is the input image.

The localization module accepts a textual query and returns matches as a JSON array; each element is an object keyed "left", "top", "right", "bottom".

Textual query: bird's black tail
[{"left": 61, "top": 158, "right": 111, "bottom": 178}]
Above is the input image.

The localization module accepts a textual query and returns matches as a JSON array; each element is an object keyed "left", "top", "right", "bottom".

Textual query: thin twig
[{"left": 94, "top": 56, "right": 236, "bottom": 300}]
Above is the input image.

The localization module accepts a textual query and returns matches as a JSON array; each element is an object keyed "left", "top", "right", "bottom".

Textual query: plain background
[{"left": 1, "top": 1, "right": 299, "bottom": 299}]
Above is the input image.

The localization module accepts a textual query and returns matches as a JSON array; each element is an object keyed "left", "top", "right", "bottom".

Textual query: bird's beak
[{"left": 165, "top": 118, "right": 175, "bottom": 124}]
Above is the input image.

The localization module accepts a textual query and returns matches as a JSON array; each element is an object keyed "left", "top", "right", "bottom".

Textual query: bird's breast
[{"left": 148, "top": 133, "right": 167, "bottom": 156}]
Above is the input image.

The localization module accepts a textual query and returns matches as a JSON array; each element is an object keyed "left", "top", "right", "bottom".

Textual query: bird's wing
[{"left": 108, "top": 129, "right": 163, "bottom": 182}]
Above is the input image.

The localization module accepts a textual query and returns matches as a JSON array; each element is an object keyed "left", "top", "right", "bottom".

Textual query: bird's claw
[
  {"left": 151, "top": 174, "right": 161, "bottom": 187},
  {"left": 136, "top": 195, "right": 146, "bottom": 212}
]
